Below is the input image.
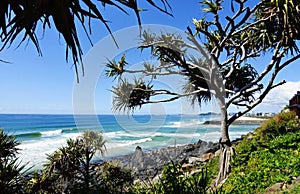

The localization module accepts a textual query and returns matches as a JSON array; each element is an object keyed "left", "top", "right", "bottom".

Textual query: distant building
[
  {"left": 263, "top": 112, "right": 275, "bottom": 117},
  {"left": 289, "top": 91, "right": 300, "bottom": 118}
]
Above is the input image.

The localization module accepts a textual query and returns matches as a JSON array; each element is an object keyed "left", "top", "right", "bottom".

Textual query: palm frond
[
  {"left": 111, "top": 79, "right": 134, "bottom": 112},
  {"left": 0, "top": 0, "right": 172, "bottom": 81},
  {"left": 105, "top": 53, "right": 128, "bottom": 79}
]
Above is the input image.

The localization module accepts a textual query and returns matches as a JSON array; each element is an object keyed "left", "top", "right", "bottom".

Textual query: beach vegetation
[
  {"left": 222, "top": 112, "right": 300, "bottom": 193},
  {"left": 99, "top": 162, "right": 134, "bottom": 193},
  {"left": 28, "top": 130, "right": 107, "bottom": 193},
  {"left": 0, "top": 129, "right": 27, "bottom": 193},
  {"left": 107, "top": 0, "right": 300, "bottom": 186},
  {"left": 130, "top": 161, "right": 223, "bottom": 194},
  {"left": 1, "top": 113, "right": 300, "bottom": 193}
]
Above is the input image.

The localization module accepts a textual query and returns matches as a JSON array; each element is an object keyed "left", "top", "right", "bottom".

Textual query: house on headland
[{"left": 289, "top": 91, "right": 300, "bottom": 118}]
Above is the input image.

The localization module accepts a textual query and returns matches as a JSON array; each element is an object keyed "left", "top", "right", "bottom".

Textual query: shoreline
[
  {"left": 203, "top": 116, "right": 267, "bottom": 125},
  {"left": 101, "top": 128, "right": 257, "bottom": 181}
]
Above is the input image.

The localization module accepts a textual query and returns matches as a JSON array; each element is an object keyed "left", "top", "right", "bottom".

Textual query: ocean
[{"left": 0, "top": 114, "right": 259, "bottom": 169}]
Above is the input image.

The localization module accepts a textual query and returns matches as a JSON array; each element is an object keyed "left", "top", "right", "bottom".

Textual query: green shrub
[
  {"left": 257, "top": 111, "right": 299, "bottom": 140},
  {"left": 130, "top": 160, "right": 222, "bottom": 194},
  {"left": 100, "top": 162, "right": 133, "bottom": 194},
  {"left": 223, "top": 112, "right": 300, "bottom": 193},
  {"left": 0, "top": 130, "right": 27, "bottom": 194}
]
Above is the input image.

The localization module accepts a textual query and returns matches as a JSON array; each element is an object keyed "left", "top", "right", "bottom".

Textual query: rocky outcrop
[
  {"left": 110, "top": 139, "right": 220, "bottom": 180},
  {"left": 203, "top": 119, "right": 265, "bottom": 125},
  {"left": 264, "top": 176, "right": 300, "bottom": 193}
]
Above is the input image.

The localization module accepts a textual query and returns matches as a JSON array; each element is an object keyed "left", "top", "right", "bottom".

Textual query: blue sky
[{"left": 0, "top": 0, "right": 299, "bottom": 115}]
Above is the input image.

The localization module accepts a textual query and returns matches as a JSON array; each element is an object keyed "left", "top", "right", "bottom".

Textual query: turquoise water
[{"left": 0, "top": 114, "right": 259, "bottom": 169}]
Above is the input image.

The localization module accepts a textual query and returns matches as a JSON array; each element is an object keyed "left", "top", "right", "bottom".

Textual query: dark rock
[
  {"left": 130, "top": 146, "right": 144, "bottom": 170},
  {"left": 183, "top": 144, "right": 195, "bottom": 152},
  {"left": 197, "top": 140, "right": 219, "bottom": 154},
  {"left": 109, "top": 139, "right": 221, "bottom": 180}
]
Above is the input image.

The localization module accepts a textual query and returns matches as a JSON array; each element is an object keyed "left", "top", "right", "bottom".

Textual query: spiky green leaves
[
  {"left": 0, "top": 0, "right": 172, "bottom": 81},
  {"left": 81, "top": 130, "right": 107, "bottom": 156},
  {"left": 0, "top": 130, "right": 26, "bottom": 194},
  {"left": 0, "top": 130, "right": 19, "bottom": 162},
  {"left": 44, "top": 130, "right": 107, "bottom": 174},
  {"left": 201, "top": 0, "right": 223, "bottom": 14},
  {"left": 257, "top": 0, "right": 300, "bottom": 53},
  {"left": 222, "top": 63, "right": 260, "bottom": 101},
  {"left": 42, "top": 130, "right": 107, "bottom": 192},
  {"left": 111, "top": 78, "right": 153, "bottom": 112},
  {"left": 105, "top": 54, "right": 128, "bottom": 79}
]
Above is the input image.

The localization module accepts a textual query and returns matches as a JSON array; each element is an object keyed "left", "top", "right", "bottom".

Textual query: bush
[
  {"left": 0, "top": 129, "right": 27, "bottom": 194},
  {"left": 257, "top": 111, "right": 299, "bottom": 140},
  {"left": 130, "top": 161, "right": 222, "bottom": 194},
  {"left": 223, "top": 112, "right": 300, "bottom": 193},
  {"left": 99, "top": 162, "right": 133, "bottom": 193}
]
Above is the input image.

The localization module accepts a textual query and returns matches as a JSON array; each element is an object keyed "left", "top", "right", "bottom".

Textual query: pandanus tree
[
  {"left": 0, "top": 0, "right": 172, "bottom": 81},
  {"left": 106, "top": 0, "right": 300, "bottom": 187},
  {"left": 0, "top": 130, "right": 26, "bottom": 193},
  {"left": 41, "top": 130, "right": 107, "bottom": 193}
]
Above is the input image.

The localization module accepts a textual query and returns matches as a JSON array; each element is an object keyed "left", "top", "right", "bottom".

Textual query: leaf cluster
[
  {"left": 0, "top": 0, "right": 172, "bottom": 81},
  {"left": 257, "top": 0, "right": 300, "bottom": 53},
  {"left": 100, "top": 162, "right": 134, "bottom": 194},
  {"left": 0, "top": 129, "right": 27, "bottom": 194},
  {"left": 111, "top": 78, "right": 153, "bottom": 112}
]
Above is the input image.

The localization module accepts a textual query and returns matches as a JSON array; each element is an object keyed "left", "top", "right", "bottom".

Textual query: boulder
[
  {"left": 200, "top": 152, "right": 214, "bottom": 162},
  {"left": 183, "top": 144, "right": 195, "bottom": 152},
  {"left": 111, "top": 139, "right": 221, "bottom": 180},
  {"left": 130, "top": 146, "right": 144, "bottom": 169},
  {"left": 188, "top": 156, "right": 202, "bottom": 164},
  {"left": 197, "top": 139, "right": 219, "bottom": 154}
]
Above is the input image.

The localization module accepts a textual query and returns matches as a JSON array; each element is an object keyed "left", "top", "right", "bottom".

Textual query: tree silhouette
[{"left": 0, "top": 0, "right": 172, "bottom": 81}]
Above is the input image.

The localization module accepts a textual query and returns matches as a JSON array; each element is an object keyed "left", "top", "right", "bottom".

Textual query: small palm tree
[
  {"left": 42, "top": 130, "right": 107, "bottom": 193},
  {"left": 80, "top": 130, "right": 107, "bottom": 191},
  {"left": 0, "top": 129, "right": 27, "bottom": 193}
]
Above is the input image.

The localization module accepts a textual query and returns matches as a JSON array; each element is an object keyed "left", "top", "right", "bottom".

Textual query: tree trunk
[
  {"left": 85, "top": 149, "right": 90, "bottom": 192},
  {"left": 212, "top": 102, "right": 235, "bottom": 188},
  {"left": 215, "top": 141, "right": 234, "bottom": 186}
]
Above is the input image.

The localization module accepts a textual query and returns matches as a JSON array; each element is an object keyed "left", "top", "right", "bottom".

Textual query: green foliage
[
  {"left": 30, "top": 130, "right": 107, "bottom": 193},
  {"left": 0, "top": 129, "right": 27, "bottom": 194},
  {"left": 159, "top": 162, "right": 187, "bottom": 193},
  {"left": 131, "top": 161, "right": 222, "bottom": 194},
  {"left": 258, "top": 0, "right": 300, "bottom": 53},
  {"left": 111, "top": 78, "right": 153, "bottom": 112},
  {"left": 223, "top": 112, "right": 300, "bottom": 193},
  {"left": 222, "top": 63, "right": 260, "bottom": 101},
  {"left": 0, "top": 1, "right": 172, "bottom": 81},
  {"left": 257, "top": 111, "right": 299, "bottom": 140},
  {"left": 129, "top": 79, "right": 153, "bottom": 109},
  {"left": 106, "top": 54, "right": 128, "bottom": 79},
  {"left": 100, "top": 162, "right": 133, "bottom": 193}
]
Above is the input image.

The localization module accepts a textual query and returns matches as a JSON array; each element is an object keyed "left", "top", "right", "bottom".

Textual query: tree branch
[{"left": 228, "top": 80, "right": 286, "bottom": 125}]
